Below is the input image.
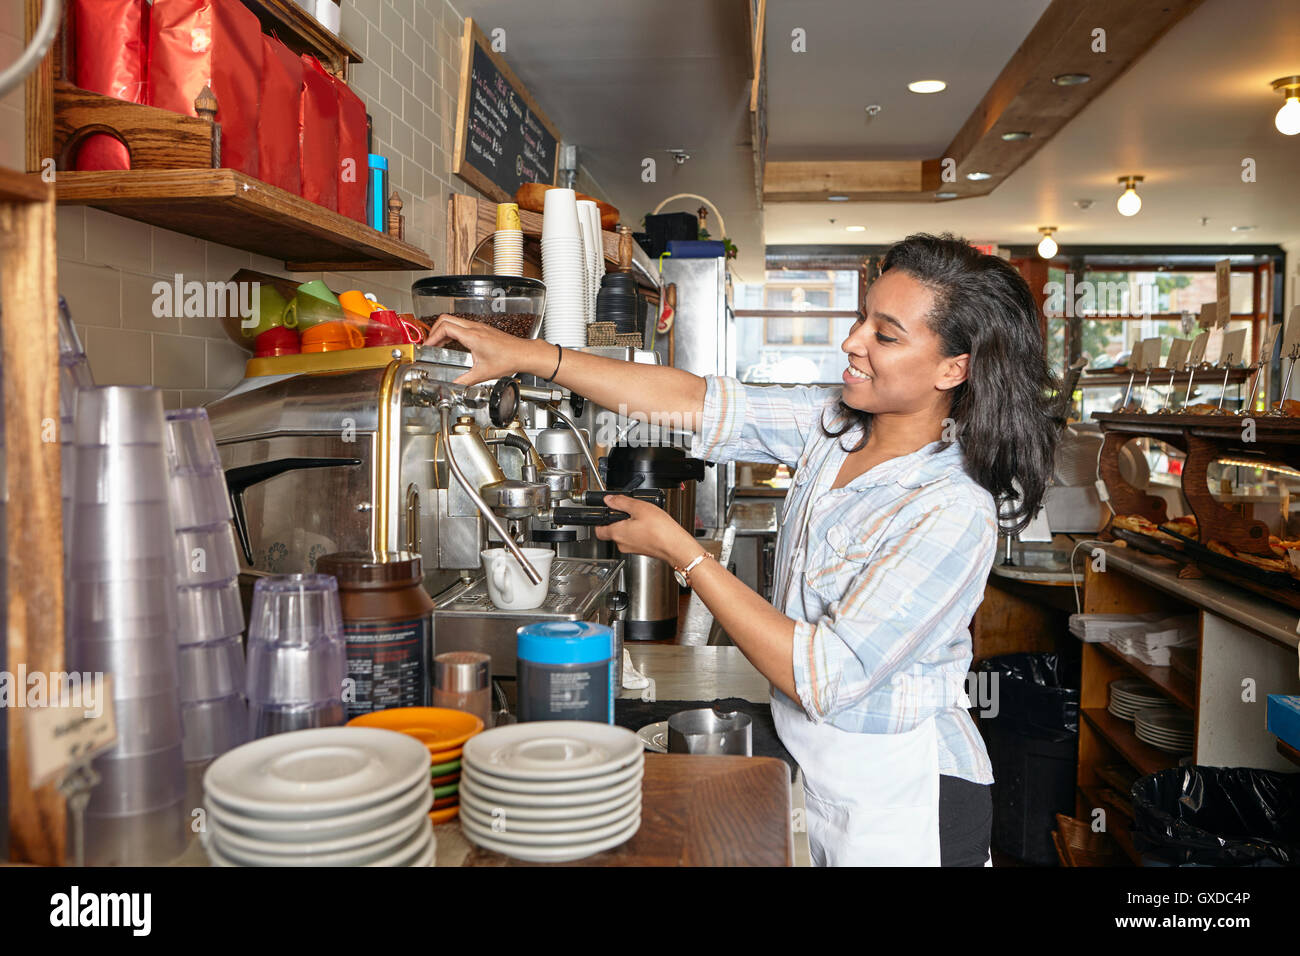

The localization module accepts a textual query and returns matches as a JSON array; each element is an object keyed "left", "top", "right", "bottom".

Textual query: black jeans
[{"left": 939, "top": 774, "right": 993, "bottom": 866}]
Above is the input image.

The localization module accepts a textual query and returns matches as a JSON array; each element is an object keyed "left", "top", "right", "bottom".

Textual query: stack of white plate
[
  {"left": 1135, "top": 707, "right": 1194, "bottom": 754},
  {"left": 201, "top": 727, "right": 435, "bottom": 866},
  {"left": 459, "top": 721, "right": 644, "bottom": 862},
  {"left": 541, "top": 188, "right": 589, "bottom": 347},
  {"left": 1107, "top": 678, "right": 1166, "bottom": 721}
]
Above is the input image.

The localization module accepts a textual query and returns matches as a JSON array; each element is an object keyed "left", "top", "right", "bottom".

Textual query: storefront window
[{"left": 734, "top": 269, "right": 859, "bottom": 384}]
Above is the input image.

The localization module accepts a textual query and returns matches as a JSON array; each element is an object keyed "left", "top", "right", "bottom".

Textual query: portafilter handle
[{"left": 438, "top": 403, "right": 543, "bottom": 586}]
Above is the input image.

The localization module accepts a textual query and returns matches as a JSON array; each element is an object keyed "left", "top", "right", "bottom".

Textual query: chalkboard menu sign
[{"left": 453, "top": 18, "right": 561, "bottom": 203}]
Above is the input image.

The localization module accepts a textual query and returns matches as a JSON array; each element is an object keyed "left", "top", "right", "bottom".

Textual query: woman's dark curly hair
[{"left": 825, "top": 233, "right": 1061, "bottom": 533}]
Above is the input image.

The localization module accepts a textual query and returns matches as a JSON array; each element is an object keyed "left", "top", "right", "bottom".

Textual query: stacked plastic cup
[
  {"left": 164, "top": 409, "right": 248, "bottom": 780},
  {"left": 577, "top": 200, "right": 604, "bottom": 321},
  {"left": 245, "top": 574, "right": 347, "bottom": 738},
  {"left": 493, "top": 202, "right": 524, "bottom": 276},
  {"left": 541, "top": 188, "right": 589, "bottom": 347},
  {"left": 65, "top": 386, "right": 187, "bottom": 866}
]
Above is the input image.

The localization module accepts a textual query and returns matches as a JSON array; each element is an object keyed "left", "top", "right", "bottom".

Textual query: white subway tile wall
[{"left": 17, "top": 0, "right": 483, "bottom": 406}]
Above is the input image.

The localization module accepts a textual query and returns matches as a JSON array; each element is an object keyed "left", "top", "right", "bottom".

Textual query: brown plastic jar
[{"left": 315, "top": 551, "right": 434, "bottom": 719}]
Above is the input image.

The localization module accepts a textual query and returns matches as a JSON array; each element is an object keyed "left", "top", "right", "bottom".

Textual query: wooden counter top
[{"left": 456, "top": 754, "right": 793, "bottom": 867}]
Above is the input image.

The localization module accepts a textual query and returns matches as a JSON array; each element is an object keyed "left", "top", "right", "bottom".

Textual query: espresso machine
[{"left": 205, "top": 343, "right": 644, "bottom": 675}]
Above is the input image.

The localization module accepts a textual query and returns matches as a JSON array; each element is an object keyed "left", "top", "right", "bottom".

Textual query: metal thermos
[{"left": 605, "top": 445, "right": 705, "bottom": 641}]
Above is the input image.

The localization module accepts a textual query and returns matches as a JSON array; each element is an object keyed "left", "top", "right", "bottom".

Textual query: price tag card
[
  {"left": 1284, "top": 306, "right": 1300, "bottom": 355},
  {"left": 1220, "top": 328, "right": 1247, "bottom": 367},
  {"left": 1216, "top": 259, "right": 1231, "bottom": 325},
  {"left": 1187, "top": 331, "right": 1209, "bottom": 366},
  {"left": 1140, "top": 336, "right": 1163, "bottom": 369},
  {"left": 25, "top": 675, "right": 117, "bottom": 788},
  {"left": 1204, "top": 327, "right": 1226, "bottom": 365},
  {"left": 1259, "top": 322, "right": 1282, "bottom": 362},
  {"left": 1167, "top": 338, "right": 1191, "bottom": 369},
  {"left": 1125, "top": 339, "right": 1146, "bottom": 370},
  {"left": 1198, "top": 301, "right": 1217, "bottom": 328}
]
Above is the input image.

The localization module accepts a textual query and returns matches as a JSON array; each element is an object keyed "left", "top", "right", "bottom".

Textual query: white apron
[{"left": 775, "top": 698, "right": 941, "bottom": 866}]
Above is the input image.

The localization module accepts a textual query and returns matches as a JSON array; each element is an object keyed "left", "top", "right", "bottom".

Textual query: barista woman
[{"left": 426, "top": 234, "right": 1060, "bottom": 866}]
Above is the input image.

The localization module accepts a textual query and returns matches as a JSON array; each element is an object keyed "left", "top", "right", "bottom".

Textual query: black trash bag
[
  {"left": 975, "top": 653, "right": 1080, "bottom": 864},
  {"left": 974, "top": 652, "right": 1079, "bottom": 741},
  {"left": 1131, "top": 766, "right": 1300, "bottom": 866}
]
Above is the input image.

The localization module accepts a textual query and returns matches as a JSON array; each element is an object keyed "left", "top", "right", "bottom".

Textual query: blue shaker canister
[
  {"left": 516, "top": 621, "right": 615, "bottom": 724},
  {"left": 367, "top": 154, "right": 389, "bottom": 232}
]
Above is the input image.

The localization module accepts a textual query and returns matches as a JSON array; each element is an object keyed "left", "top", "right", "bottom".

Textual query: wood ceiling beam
[{"left": 762, "top": 0, "right": 1204, "bottom": 203}]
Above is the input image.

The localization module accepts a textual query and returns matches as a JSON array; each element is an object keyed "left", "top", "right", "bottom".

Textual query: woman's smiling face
[{"left": 840, "top": 270, "right": 970, "bottom": 416}]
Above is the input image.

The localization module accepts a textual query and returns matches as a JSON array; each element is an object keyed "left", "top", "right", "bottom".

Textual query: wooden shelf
[
  {"left": 1078, "top": 785, "right": 1140, "bottom": 865},
  {"left": 241, "top": 0, "right": 362, "bottom": 76},
  {"left": 1082, "top": 708, "right": 1180, "bottom": 778},
  {"left": 0, "top": 168, "right": 51, "bottom": 205},
  {"left": 55, "top": 169, "right": 433, "bottom": 273},
  {"left": 1095, "top": 640, "right": 1196, "bottom": 710},
  {"left": 1278, "top": 739, "right": 1300, "bottom": 767}
]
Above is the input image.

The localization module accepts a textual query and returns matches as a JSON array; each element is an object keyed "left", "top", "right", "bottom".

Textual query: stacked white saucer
[
  {"left": 541, "top": 188, "right": 589, "bottom": 347},
  {"left": 201, "top": 727, "right": 435, "bottom": 866},
  {"left": 1107, "top": 678, "right": 1166, "bottom": 721},
  {"left": 1135, "top": 707, "right": 1194, "bottom": 754},
  {"left": 459, "top": 721, "right": 643, "bottom": 862}
]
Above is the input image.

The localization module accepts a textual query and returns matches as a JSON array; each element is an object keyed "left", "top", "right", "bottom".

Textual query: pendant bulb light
[
  {"left": 1272, "top": 77, "right": 1300, "bottom": 135},
  {"left": 1116, "top": 175, "right": 1143, "bottom": 217},
  {"left": 1036, "top": 227, "right": 1058, "bottom": 259}
]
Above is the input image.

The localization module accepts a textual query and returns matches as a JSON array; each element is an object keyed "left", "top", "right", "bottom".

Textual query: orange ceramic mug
[{"left": 301, "top": 321, "right": 365, "bottom": 353}]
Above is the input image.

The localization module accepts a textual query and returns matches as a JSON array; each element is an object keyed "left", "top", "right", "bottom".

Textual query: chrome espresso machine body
[{"left": 205, "top": 345, "right": 635, "bottom": 674}]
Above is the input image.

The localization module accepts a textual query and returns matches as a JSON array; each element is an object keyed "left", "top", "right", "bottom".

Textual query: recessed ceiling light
[
  {"left": 827, "top": 195, "right": 849, "bottom": 202},
  {"left": 965, "top": 171, "right": 992, "bottom": 181},
  {"left": 1000, "top": 131, "right": 1032, "bottom": 141},
  {"left": 1231, "top": 225, "right": 1257, "bottom": 232},
  {"left": 845, "top": 225, "right": 866, "bottom": 232},
  {"left": 907, "top": 80, "right": 946, "bottom": 94},
  {"left": 1074, "top": 199, "right": 1095, "bottom": 209},
  {"left": 1052, "top": 73, "right": 1091, "bottom": 86},
  {"left": 935, "top": 192, "right": 958, "bottom": 200}
]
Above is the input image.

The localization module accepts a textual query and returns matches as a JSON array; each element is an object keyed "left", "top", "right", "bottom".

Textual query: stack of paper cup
[
  {"left": 577, "top": 200, "right": 604, "bottom": 323},
  {"left": 540, "top": 188, "right": 588, "bottom": 347},
  {"left": 493, "top": 203, "right": 524, "bottom": 277}
]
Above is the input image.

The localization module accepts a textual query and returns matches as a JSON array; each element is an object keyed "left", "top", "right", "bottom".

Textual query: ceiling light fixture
[
  {"left": 1271, "top": 76, "right": 1300, "bottom": 135},
  {"left": 965, "top": 171, "right": 992, "bottom": 181},
  {"left": 845, "top": 225, "right": 866, "bottom": 232},
  {"left": 1052, "top": 73, "right": 1091, "bottom": 86},
  {"left": 1037, "top": 227, "right": 1058, "bottom": 259},
  {"left": 907, "top": 80, "right": 946, "bottom": 93},
  {"left": 827, "top": 195, "right": 849, "bottom": 202},
  {"left": 1230, "top": 225, "right": 1256, "bottom": 232},
  {"left": 1001, "top": 131, "right": 1032, "bottom": 141},
  {"left": 1116, "top": 175, "right": 1144, "bottom": 216},
  {"left": 935, "top": 192, "right": 958, "bottom": 200},
  {"left": 1074, "top": 199, "right": 1095, "bottom": 209}
]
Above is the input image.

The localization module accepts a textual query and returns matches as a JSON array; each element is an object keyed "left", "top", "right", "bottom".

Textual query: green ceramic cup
[
  {"left": 288, "top": 280, "right": 344, "bottom": 330},
  {"left": 240, "top": 284, "right": 293, "bottom": 339}
]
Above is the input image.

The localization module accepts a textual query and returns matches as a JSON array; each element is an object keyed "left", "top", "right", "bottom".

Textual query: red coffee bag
[
  {"left": 332, "top": 76, "right": 368, "bottom": 223},
  {"left": 259, "top": 36, "right": 302, "bottom": 197},
  {"left": 148, "top": 0, "right": 262, "bottom": 179},
  {"left": 299, "top": 55, "right": 339, "bottom": 211},
  {"left": 73, "top": 0, "right": 149, "bottom": 170}
]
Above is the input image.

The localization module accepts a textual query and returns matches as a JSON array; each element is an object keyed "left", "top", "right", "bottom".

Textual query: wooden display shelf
[
  {"left": 241, "top": 0, "right": 362, "bottom": 77},
  {"left": 1082, "top": 708, "right": 1179, "bottom": 778},
  {"left": 1095, "top": 641, "right": 1196, "bottom": 710},
  {"left": 1079, "top": 368, "right": 1250, "bottom": 389},
  {"left": 55, "top": 169, "right": 434, "bottom": 272}
]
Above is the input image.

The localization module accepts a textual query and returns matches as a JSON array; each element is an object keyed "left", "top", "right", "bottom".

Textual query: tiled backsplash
[{"left": 13, "top": 0, "right": 484, "bottom": 408}]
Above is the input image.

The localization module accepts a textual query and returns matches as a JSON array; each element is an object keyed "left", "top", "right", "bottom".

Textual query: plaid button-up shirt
[{"left": 692, "top": 376, "right": 996, "bottom": 783}]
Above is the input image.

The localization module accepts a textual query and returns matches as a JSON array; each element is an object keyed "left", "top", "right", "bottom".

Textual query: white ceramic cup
[{"left": 480, "top": 547, "right": 554, "bottom": 610}]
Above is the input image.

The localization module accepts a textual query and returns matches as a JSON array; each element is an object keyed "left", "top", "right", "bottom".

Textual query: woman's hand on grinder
[{"left": 424, "top": 314, "right": 545, "bottom": 386}]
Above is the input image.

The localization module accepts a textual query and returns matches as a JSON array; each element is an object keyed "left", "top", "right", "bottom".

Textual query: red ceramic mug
[{"left": 254, "top": 325, "right": 301, "bottom": 357}]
